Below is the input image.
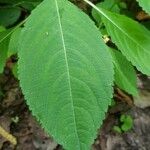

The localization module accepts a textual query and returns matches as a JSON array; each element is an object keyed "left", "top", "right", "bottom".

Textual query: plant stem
[{"left": 83, "top": 0, "right": 105, "bottom": 16}]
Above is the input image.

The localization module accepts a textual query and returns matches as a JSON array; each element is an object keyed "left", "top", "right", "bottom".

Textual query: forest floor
[{"left": 0, "top": 67, "right": 150, "bottom": 150}]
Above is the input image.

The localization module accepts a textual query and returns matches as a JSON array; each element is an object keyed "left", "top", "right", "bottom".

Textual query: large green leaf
[
  {"left": 137, "top": 0, "right": 150, "bottom": 14},
  {"left": 85, "top": 0, "right": 150, "bottom": 75},
  {"left": 18, "top": 0, "right": 114, "bottom": 149},
  {"left": 109, "top": 48, "right": 137, "bottom": 96}
]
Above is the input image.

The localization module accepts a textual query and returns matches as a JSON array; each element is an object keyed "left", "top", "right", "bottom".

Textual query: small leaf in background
[
  {"left": 8, "top": 28, "right": 22, "bottom": 57},
  {"left": 136, "top": 0, "right": 150, "bottom": 15},
  {"left": 0, "top": 0, "right": 42, "bottom": 11},
  {"left": 0, "top": 30, "right": 11, "bottom": 73},
  {"left": 0, "top": 7, "right": 21, "bottom": 27},
  {"left": 120, "top": 114, "right": 133, "bottom": 132},
  {"left": 18, "top": 0, "right": 114, "bottom": 149},
  {"left": 109, "top": 48, "right": 138, "bottom": 96},
  {"left": 118, "top": 2, "right": 127, "bottom": 9},
  {"left": 0, "top": 0, "right": 42, "bottom": 4},
  {"left": 113, "top": 125, "right": 122, "bottom": 133},
  {"left": 113, "top": 114, "right": 133, "bottom": 133},
  {"left": 20, "top": 3, "right": 39, "bottom": 11},
  {"left": 99, "top": 9, "right": 150, "bottom": 75}
]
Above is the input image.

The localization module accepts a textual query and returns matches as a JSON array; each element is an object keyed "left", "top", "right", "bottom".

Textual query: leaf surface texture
[{"left": 18, "top": 0, "right": 113, "bottom": 149}]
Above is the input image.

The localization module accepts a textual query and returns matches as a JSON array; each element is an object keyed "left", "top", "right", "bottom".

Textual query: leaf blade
[
  {"left": 0, "top": 7, "right": 21, "bottom": 27},
  {"left": 18, "top": 0, "right": 114, "bottom": 149},
  {"left": 0, "top": 29, "right": 11, "bottom": 73},
  {"left": 84, "top": 0, "right": 150, "bottom": 75},
  {"left": 101, "top": 9, "right": 150, "bottom": 75},
  {"left": 8, "top": 27, "right": 22, "bottom": 57},
  {"left": 109, "top": 48, "right": 138, "bottom": 96}
]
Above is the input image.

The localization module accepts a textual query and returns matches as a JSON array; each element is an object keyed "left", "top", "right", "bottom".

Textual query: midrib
[{"left": 54, "top": 0, "right": 80, "bottom": 148}]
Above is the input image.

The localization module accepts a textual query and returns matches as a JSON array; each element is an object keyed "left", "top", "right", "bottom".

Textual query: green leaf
[
  {"left": 92, "top": 0, "right": 120, "bottom": 25},
  {"left": 109, "top": 48, "right": 138, "bottom": 96},
  {"left": 12, "top": 63, "right": 18, "bottom": 78},
  {"left": 8, "top": 28, "right": 22, "bottom": 57},
  {"left": 0, "top": 0, "right": 42, "bottom": 4},
  {"left": 137, "top": 0, "right": 150, "bottom": 14},
  {"left": 0, "top": 0, "right": 42, "bottom": 10},
  {"left": 0, "top": 7, "right": 21, "bottom": 27},
  {"left": 98, "top": 0, "right": 120, "bottom": 13},
  {"left": 0, "top": 26, "right": 21, "bottom": 73},
  {"left": 0, "top": 26, "right": 5, "bottom": 32},
  {"left": 18, "top": 0, "right": 114, "bottom": 149},
  {"left": 113, "top": 125, "right": 122, "bottom": 133},
  {"left": 102, "top": 10, "right": 150, "bottom": 75},
  {"left": 120, "top": 115, "right": 133, "bottom": 132},
  {"left": 85, "top": 0, "right": 150, "bottom": 75},
  {"left": 0, "top": 30, "right": 11, "bottom": 73},
  {"left": 99, "top": 9, "right": 150, "bottom": 75}
]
